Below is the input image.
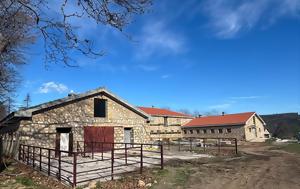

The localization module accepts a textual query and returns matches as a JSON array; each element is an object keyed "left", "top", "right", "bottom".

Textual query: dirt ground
[
  {"left": 1, "top": 143, "right": 300, "bottom": 189},
  {"left": 152, "top": 143, "right": 300, "bottom": 189}
]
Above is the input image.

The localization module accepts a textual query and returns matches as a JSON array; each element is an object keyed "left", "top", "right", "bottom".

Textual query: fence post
[
  {"left": 140, "top": 144, "right": 143, "bottom": 174},
  {"left": 111, "top": 147, "right": 114, "bottom": 180},
  {"left": 39, "top": 148, "right": 42, "bottom": 171},
  {"left": 218, "top": 139, "right": 221, "bottom": 155},
  {"left": 160, "top": 143, "right": 164, "bottom": 170},
  {"left": 125, "top": 143, "right": 127, "bottom": 165},
  {"left": 22, "top": 145, "right": 25, "bottom": 161},
  {"left": 33, "top": 146, "right": 35, "bottom": 168},
  {"left": 18, "top": 144, "right": 21, "bottom": 161},
  {"left": 235, "top": 138, "right": 238, "bottom": 155},
  {"left": 73, "top": 152, "right": 77, "bottom": 188},
  {"left": 48, "top": 149, "right": 51, "bottom": 176},
  {"left": 27, "top": 146, "right": 29, "bottom": 165},
  {"left": 58, "top": 151, "right": 61, "bottom": 180},
  {"left": 92, "top": 142, "right": 94, "bottom": 159},
  {"left": 101, "top": 142, "right": 103, "bottom": 161}
]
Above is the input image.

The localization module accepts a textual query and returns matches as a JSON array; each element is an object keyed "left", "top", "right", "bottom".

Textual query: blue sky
[{"left": 16, "top": 0, "right": 300, "bottom": 115}]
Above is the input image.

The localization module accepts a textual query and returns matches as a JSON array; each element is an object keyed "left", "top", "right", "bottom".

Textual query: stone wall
[
  {"left": 244, "top": 114, "right": 267, "bottom": 141},
  {"left": 182, "top": 125, "right": 245, "bottom": 140},
  {"left": 149, "top": 116, "right": 193, "bottom": 141},
  {"left": 18, "top": 93, "right": 151, "bottom": 150}
]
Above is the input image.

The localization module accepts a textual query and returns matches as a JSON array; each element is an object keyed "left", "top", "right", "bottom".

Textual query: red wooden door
[{"left": 84, "top": 127, "right": 114, "bottom": 152}]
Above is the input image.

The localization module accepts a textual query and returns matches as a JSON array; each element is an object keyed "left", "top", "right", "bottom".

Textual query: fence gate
[{"left": 84, "top": 127, "right": 114, "bottom": 152}]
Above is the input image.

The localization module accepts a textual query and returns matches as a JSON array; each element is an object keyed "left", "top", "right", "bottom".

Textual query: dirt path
[{"left": 186, "top": 144, "right": 300, "bottom": 189}]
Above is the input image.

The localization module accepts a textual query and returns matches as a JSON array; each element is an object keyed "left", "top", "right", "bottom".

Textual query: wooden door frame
[{"left": 55, "top": 127, "right": 73, "bottom": 157}]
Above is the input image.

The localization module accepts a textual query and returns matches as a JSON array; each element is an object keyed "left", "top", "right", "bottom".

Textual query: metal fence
[
  {"left": 18, "top": 142, "right": 163, "bottom": 187},
  {"left": 162, "top": 138, "right": 238, "bottom": 155}
]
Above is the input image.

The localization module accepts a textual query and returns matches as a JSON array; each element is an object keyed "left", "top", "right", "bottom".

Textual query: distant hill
[{"left": 261, "top": 113, "right": 300, "bottom": 139}]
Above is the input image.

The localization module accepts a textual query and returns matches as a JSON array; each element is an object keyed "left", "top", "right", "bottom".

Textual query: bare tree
[{"left": 0, "top": 0, "right": 152, "bottom": 102}]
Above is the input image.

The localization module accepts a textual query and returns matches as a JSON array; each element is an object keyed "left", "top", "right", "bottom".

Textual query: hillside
[{"left": 261, "top": 113, "right": 300, "bottom": 139}]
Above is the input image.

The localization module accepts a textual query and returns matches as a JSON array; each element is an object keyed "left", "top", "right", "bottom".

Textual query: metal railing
[
  {"left": 162, "top": 137, "right": 238, "bottom": 155},
  {"left": 18, "top": 142, "right": 163, "bottom": 187}
]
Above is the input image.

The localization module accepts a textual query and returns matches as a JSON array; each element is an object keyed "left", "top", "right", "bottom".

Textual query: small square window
[
  {"left": 218, "top": 129, "right": 223, "bottom": 133},
  {"left": 196, "top": 129, "right": 200, "bottom": 134},
  {"left": 203, "top": 129, "right": 207, "bottom": 134},
  {"left": 211, "top": 129, "right": 215, "bottom": 134},
  {"left": 190, "top": 130, "right": 193, "bottom": 134},
  {"left": 184, "top": 130, "right": 187, "bottom": 134},
  {"left": 227, "top": 128, "right": 232, "bottom": 133},
  {"left": 94, "top": 98, "right": 106, "bottom": 117},
  {"left": 249, "top": 128, "right": 251, "bottom": 133}
]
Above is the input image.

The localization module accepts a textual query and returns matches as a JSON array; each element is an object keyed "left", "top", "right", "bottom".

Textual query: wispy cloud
[
  {"left": 209, "top": 103, "right": 232, "bottom": 110},
  {"left": 136, "top": 21, "right": 186, "bottom": 58},
  {"left": 161, "top": 74, "right": 171, "bottom": 79},
  {"left": 203, "top": 0, "right": 300, "bottom": 38},
  {"left": 38, "top": 82, "right": 70, "bottom": 94},
  {"left": 137, "top": 64, "right": 159, "bottom": 72},
  {"left": 230, "top": 96, "right": 263, "bottom": 100}
]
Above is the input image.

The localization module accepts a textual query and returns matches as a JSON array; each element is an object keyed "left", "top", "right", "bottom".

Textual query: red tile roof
[
  {"left": 184, "top": 112, "right": 255, "bottom": 127},
  {"left": 138, "top": 107, "right": 192, "bottom": 117}
]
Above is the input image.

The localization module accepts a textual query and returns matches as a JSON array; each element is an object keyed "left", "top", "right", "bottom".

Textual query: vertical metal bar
[
  {"left": 22, "top": 145, "right": 25, "bottom": 161},
  {"left": 125, "top": 143, "right": 127, "bottom": 165},
  {"left": 76, "top": 141, "right": 79, "bottom": 152},
  {"left": 18, "top": 144, "right": 21, "bottom": 160},
  {"left": 218, "top": 139, "right": 221, "bottom": 155},
  {"left": 92, "top": 142, "right": 94, "bottom": 159},
  {"left": 160, "top": 143, "right": 164, "bottom": 170},
  {"left": 33, "top": 146, "right": 35, "bottom": 168},
  {"left": 140, "top": 144, "right": 143, "bottom": 174},
  {"left": 39, "top": 148, "right": 42, "bottom": 171},
  {"left": 58, "top": 151, "right": 61, "bottom": 180},
  {"left": 27, "top": 146, "right": 29, "bottom": 165},
  {"left": 111, "top": 147, "right": 114, "bottom": 180},
  {"left": 48, "top": 149, "right": 50, "bottom": 176},
  {"left": 235, "top": 138, "right": 238, "bottom": 155},
  {"left": 101, "top": 142, "right": 103, "bottom": 160},
  {"left": 73, "top": 152, "right": 77, "bottom": 188}
]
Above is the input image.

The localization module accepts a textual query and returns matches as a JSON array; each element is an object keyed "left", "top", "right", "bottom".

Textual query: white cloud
[
  {"left": 230, "top": 96, "right": 263, "bottom": 100},
  {"left": 161, "top": 74, "right": 171, "bottom": 79},
  {"left": 137, "top": 64, "right": 159, "bottom": 72},
  {"left": 209, "top": 103, "right": 232, "bottom": 110},
  {"left": 136, "top": 21, "right": 186, "bottom": 58},
  {"left": 38, "top": 82, "right": 69, "bottom": 94},
  {"left": 203, "top": 0, "right": 300, "bottom": 38}
]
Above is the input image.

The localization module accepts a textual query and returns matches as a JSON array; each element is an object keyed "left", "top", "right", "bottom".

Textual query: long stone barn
[{"left": 0, "top": 87, "right": 153, "bottom": 154}]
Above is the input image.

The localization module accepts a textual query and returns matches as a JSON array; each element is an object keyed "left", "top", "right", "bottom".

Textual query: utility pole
[{"left": 23, "top": 93, "right": 31, "bottom": 108}]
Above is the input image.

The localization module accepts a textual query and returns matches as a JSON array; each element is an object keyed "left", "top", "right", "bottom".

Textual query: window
[
  {"left": 211, "top": 129, "right": 215, "bottom": 134},
  {"left": 259, "top": 128, "right": 261, "bottom": 132},
  {"left": 196, "top": 129, "right": 200, "bottom": 134},
  {"left": 249, "top": 128, "right": 251, "bottom": 133},
  {"left": 184, "top": 130, "right": 187, "bottom": 134},
  {"left": 164, "top": 130, "right": 167, "bottom": 133},
  {"left": 164, "top": 117, "right": 168, "bottom": 126},
  {"left": 203, "top": 129, "right": 207, "bottom": 134},
  {"left": 253, "top": 116, "right": 256, "bottom": 124},
  {"left": 157, "top": 130, "right": 161, "bottom": 133},
  {"left": 190, "top": 130, "right": 193, "bottom": 134},
  {"left": 171, "top": 130, "right": 174, "bottom": 133},
  {"left": 218, "top": 129, "right": 223, "bottom": 133},
  {"left": 227, "top": 128, "right": 232, "bottom": 133},
  {"left": 94, "top": 98, "right": 106, "bottom": 117}
]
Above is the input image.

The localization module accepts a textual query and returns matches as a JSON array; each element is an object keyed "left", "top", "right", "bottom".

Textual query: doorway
[
  {"left": 56, "top": 127, "right": 73, "bottom": 156},
  {"left": 124, "top": 128, "right": 133, "bottom": 144}
]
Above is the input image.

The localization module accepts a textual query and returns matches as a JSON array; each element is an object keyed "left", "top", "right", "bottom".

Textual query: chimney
[
  {"left": 198, "top": 114, "right": 202, "bottom": 118},
  {"left": 222, "top": 112, "right": 225, "bottom": 116}
]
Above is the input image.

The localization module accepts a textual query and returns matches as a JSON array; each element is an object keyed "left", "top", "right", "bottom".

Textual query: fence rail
[
  {"left": 19, "top": 142, "right": 163, "bottom": 187},
  {"left": 162, "top": 137, "right": 238, "bottom": 155}
]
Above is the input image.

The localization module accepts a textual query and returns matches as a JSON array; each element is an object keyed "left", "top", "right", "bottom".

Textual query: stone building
[
  {"left": 0, "top": 88, "right": 152, "bottom": 153},
  {"left": 182, "top": 112, "right": 270, "bottom": 142},
  {"left": 138, "top": 107, "right": 193, "bottom": 141}
]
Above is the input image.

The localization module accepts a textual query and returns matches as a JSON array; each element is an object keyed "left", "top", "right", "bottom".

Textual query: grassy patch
[
  {"left": 282, "top": 143, "right": 300, "bottom": 154},
  {"left": 16, "top": 176, "right": 34, "bottom": 186},
  {"left": 173, "top": 168, "right": 193, "bottom": 186}
]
